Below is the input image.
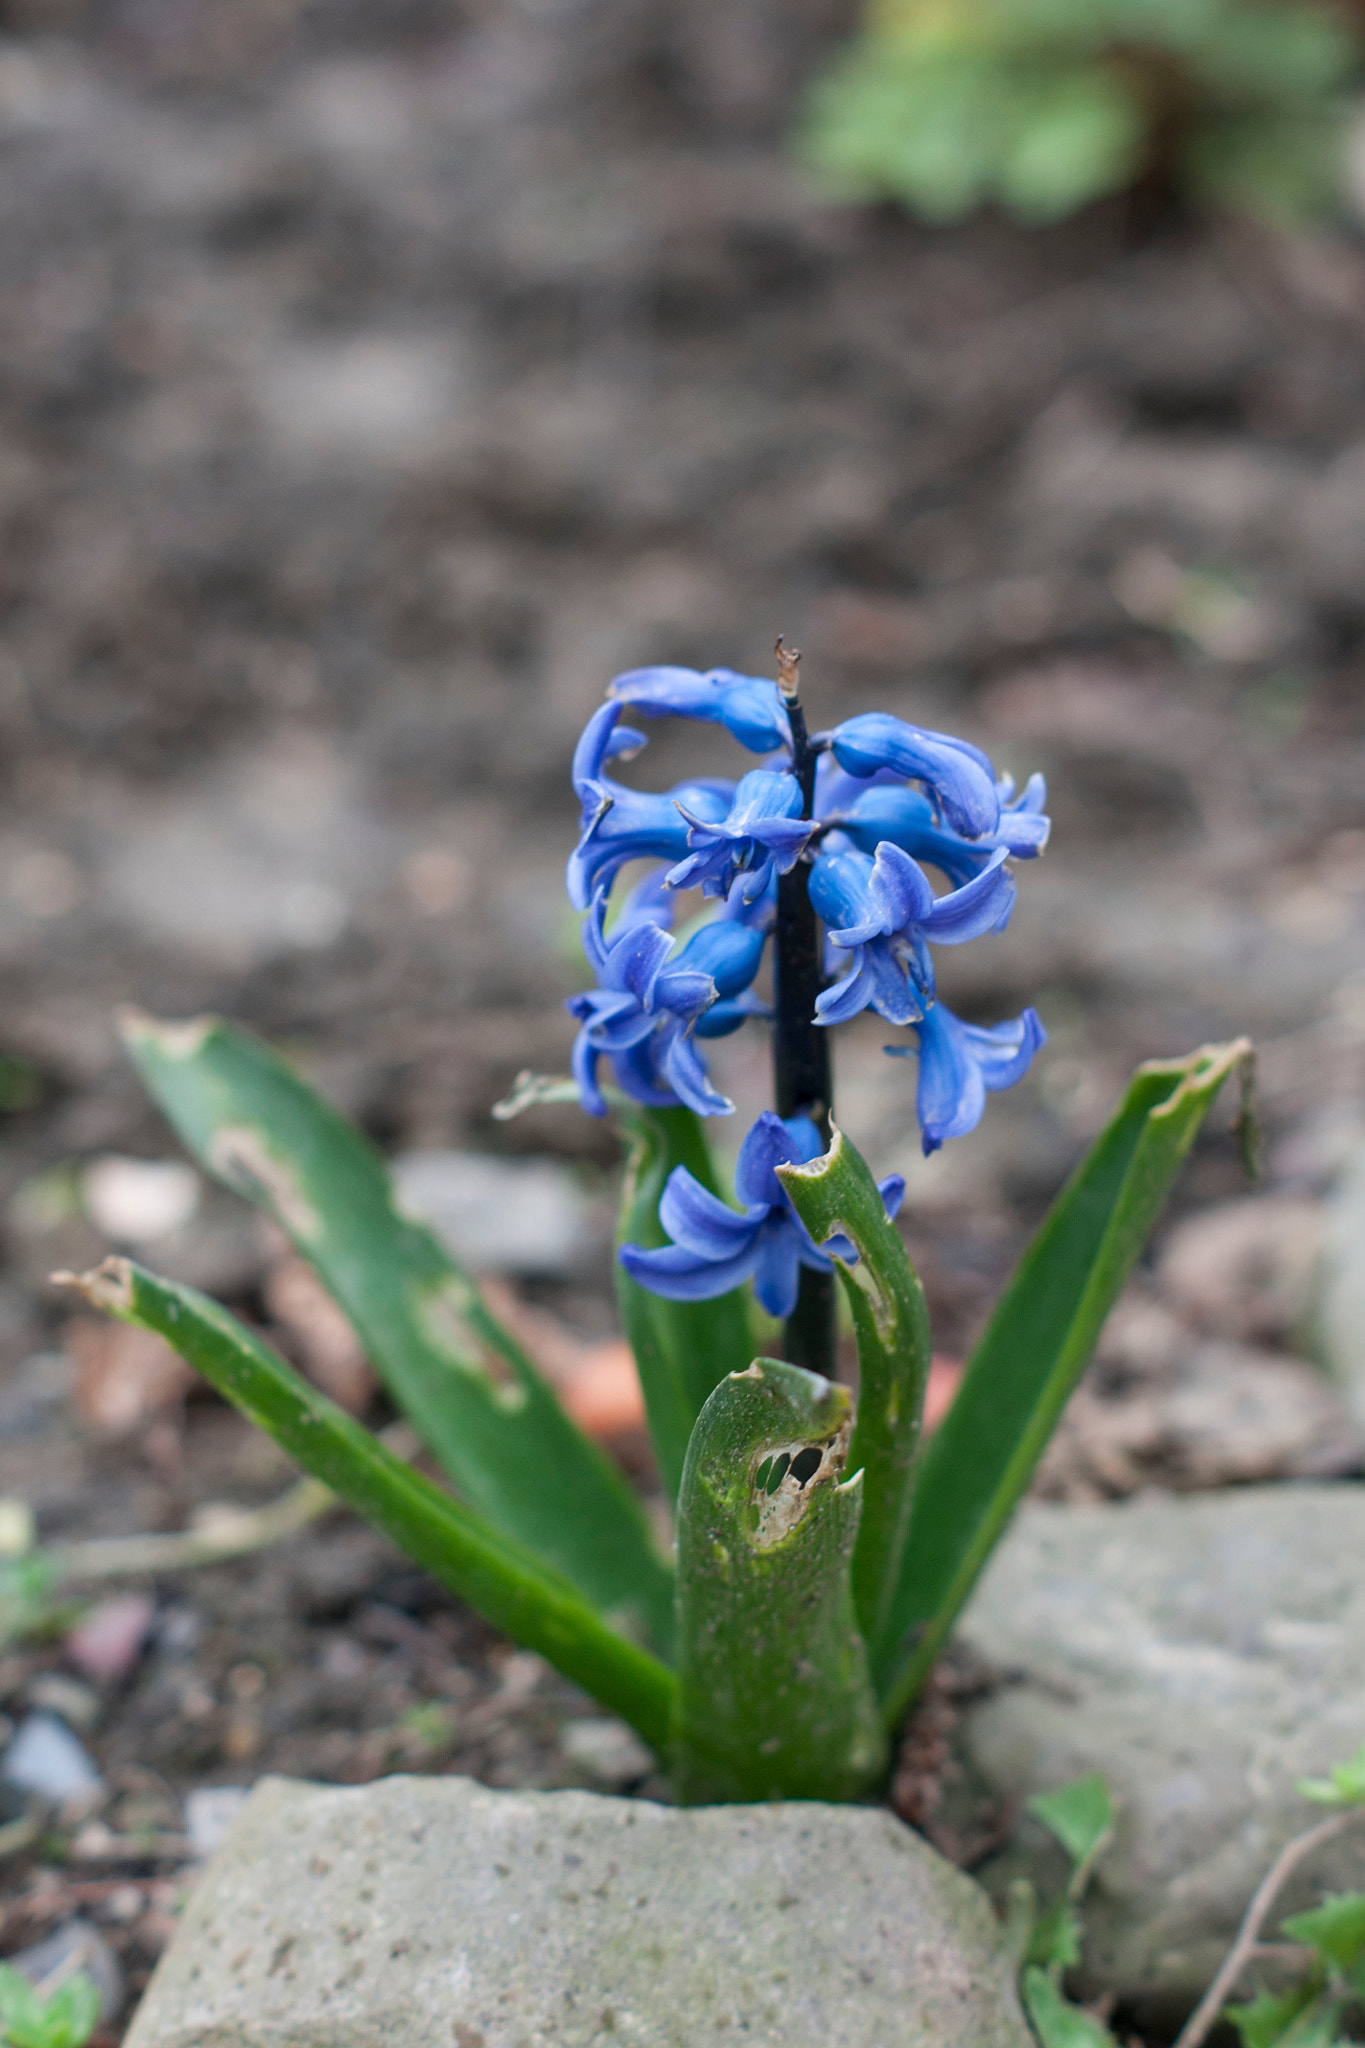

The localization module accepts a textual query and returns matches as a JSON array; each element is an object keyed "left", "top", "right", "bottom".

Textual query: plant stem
[
  {"left": 772, "top": 639, "right": 835, "bottom": 1380},
  {"left": 1171, "top": 1807, "right": 1364, "bottom": 2048}
]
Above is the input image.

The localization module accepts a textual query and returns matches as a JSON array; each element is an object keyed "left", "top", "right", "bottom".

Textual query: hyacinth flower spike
[
  {"left": 666, "top": 768, "right": 816, "bottom": 901},
  {"left": 817, "top": 711, "right": 1002, "bottom": 839},
  {"left": 567, "top": 701, "right": 735, "bottom": 911},
  {"left": 887, "top": 1001, "right": 1047, "bottom": 1154},
  {"left": 607, "top": 665, "right": 792, "bottom": 755},
  {"left": 809, "top": 840, "right": 1016, "bottom": 1028},
  {"left": 825, "top": 774, "right": 1050, "bottom": 888},
  {"left": 568, "top": 877, "right": 769, "bottom": 1119},
  {"left": 620, "top": 1111, "right": 906, "bottom": 1321}
]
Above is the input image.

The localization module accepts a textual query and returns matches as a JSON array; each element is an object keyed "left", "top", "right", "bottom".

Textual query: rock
[
  {"left": 391, "top": 1150, "right": 601, "bottom": 1277},
  {"left": 1321, "top": 1141, "right": 1365, "bottom": 1432},
  {"left": 1034, "top": 1338, "right": 1363, "bottom": 1499},
  {"left": 1155, "top": 1194, "right": 1322, "bottom": 1347},
  {"left": 124, "top": 1774, "right": 1030, "bottom": 2048},
  {"left": 954, "top": 1486, "right": 1365, "bottom": 2023},
  {"left": 2, "top": 1710, "right": 103, "bottom": 1805}
]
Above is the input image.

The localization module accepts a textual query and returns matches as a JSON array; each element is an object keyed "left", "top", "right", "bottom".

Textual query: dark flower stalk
[{"left": 770, "top": 641, "right": 836, "bottom": 1379}]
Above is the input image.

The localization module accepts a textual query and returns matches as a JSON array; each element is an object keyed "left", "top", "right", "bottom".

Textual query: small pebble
[
  {"left": 185, "top": 1785, "right": 249, "bottom": 1859},
  {"left": 82, "top": 1155, "right": 201, "bottom": 1244},
  {"left": 27, "top": 1674, "right": 99, "bottom": 1732},
  {"left": 66, "top": 1592, "right": 156, "bottom": 1683},
  {"left": 2, "top": 1711, "right": 103, "bottom": 1804},
  {"left": 560, "top": 1717, "right": 654, "bottom": 1787},
  {"left": 0, "top": 1498, "right": 35, "bottom": 1556}
]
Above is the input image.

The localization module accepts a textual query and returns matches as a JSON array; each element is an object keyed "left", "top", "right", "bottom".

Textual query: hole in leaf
[
  {"left": 755, "top": 1457, "right": 773, "bottom": 1493},
  {"left": 789, "top": 1447, "right": 822, "bottom": 1488},
  {"left": 766, "top": 1453, "right": 790, "bottom": 1495}
]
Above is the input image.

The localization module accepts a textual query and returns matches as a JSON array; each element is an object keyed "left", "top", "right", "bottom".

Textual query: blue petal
[
  {"left": 612, "top": 918, "right": 677, "bottom": 1001},
  {"left": 660, "top": 1028, "right": 734, "bottom": 1116},
  {"left": 919, "top": 849, "right": 1015, "bottom": 944},
  {"left": 572, "top": 703, "right": 646, "bottom": 806},
  {"left": 658, "top": 1166, "right": 763, "bottom": 1259},
  {"left": 571, "top": 1026, "right": 607, "bottom": 1118},
  {"left": 820, "top": 713, "right": 1001, "bottom": 838},
  {"left": 956, "top": 1005, "right": 1048, "bottom": 1088},
  {"left": 914, "top": 1004, "right": 986, "bottom": 1154},
  {"left": 672, "top": 919, "right": 766, "bottom": 1000},
  {"left": 867, "top": 841, "right": 935, "bottom": 932},
  {"left": 618, "top": 1238, "right": 760, "bottom": 1302},
  {"left": 814, "top": 957, "right": 875, "bottom": 1026},
  {"left": 750, "top": 1217, "right": 808, "bottom": 1319},
  {"left": 877, "top": 1173, "right": 906, "bottom": 1220},
  {"left": 695, "top": 992, "right": 770, "bottom": 1039},
  {"left": 885, "top": 1002, "right": 1046, "bottom": 1154},
  {"left": 607, "top": 666, "right": 792, "bottom": 754},
  {"left": 809, "top": 847, "right": 879, "bottom": 941},
  {"left": 650, "top": 965, "right": 717, "bottom": 1021},
  {"left": 733, "top": 1111, "right": 823, "bottom": 1207},
  {"left": 610, "top": 1037, "right": 683, "bottom": 1109}
]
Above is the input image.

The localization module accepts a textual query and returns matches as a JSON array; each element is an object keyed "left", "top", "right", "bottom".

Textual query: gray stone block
[
  {"left": 125, "top": 1773, "right": 1030, "bottom": 2048},
  {"left": 957, "top": 1485, "right": 1365, "bottom": 2018}
]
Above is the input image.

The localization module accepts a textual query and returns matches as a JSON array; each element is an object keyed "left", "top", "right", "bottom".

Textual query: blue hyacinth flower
[
  {"left": 808, "top": 840, "right": 1016, "bottom": 1028},
  {"left": 567, "top": 702, "right": 735, "bottom": 911},
  {"left": 666, "top": 769, "right": 815, "bottom": 901},
  {"left": 822, "top": 774, "right": 1050, "bottom": 888},
  {"left": 567, "top": 878, "right": 768, "bottom": 1119},
  {"left": 607, "top": 665, "right": 792, "bottom": 755},
  {"left": 886, "top": 1002, "right": 1047, "bottom": 1154},
  {"left": 619, "top": 1111, "right": 906, "bottom": 1320},
  {"left": 817, "top": 712, "right": 1002, "bottom": 839}
]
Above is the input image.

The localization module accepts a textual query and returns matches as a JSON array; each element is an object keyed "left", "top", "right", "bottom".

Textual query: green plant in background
[
  {"left": 1017, "top": 1750, "right": 1365, "bottom": 2048},
  {"left": 801, "top": 0, "right": 1361, "bottom": 227},
  {"left": 0, "top": 1965, "right": 100, "bottom": 2048},
  {"left": 59, "top": 655, "right": 1250, "bottom": 1804}
]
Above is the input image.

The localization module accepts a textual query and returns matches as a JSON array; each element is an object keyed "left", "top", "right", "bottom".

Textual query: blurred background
[{"left": 2, "top": 0, "right": 1365, "bottom": 2024}]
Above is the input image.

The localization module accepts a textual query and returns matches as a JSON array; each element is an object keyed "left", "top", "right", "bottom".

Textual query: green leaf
[
  {"left": 878, "top": 1038, "right": 1252, "bottom": 1721},
  {"left": 1025, "top": 1894, "right": 1082, "bottom": 1972},
  {"left": 1283, "top": 1894, "right": 1365, "bottom": 1974},
  {"left": 1020, "top": 1966, "right": 1118, "bottom": 2047},
  {"left": 777, "top": 1123, "right": 932, "bottom": 1649},
  {"left": 0, "top": 1963, "right": 101, "bottom": 2048},
  {"left": 1297, "top": 1747, "right": 1365, "bottom": 1807},
  {"left": 1226, "top": 1985, "right": 1322, "bottom": 2048},
  {"left": 672, "top": 1359, "right": 887, "bottom": 1804},
  {"left": 118, "top": 1011, "right": 672, "bottom": 1651},
  {"left": 57, "top": 1258, "right": 677, "bottom": 1758},
  {"left": 1029, "top": 1774, "right": 1115, "bottom": 1875},
  {"left": 614, "top": 1105, "right": 756, "bottom": 1503},
  {"left": 1226, "top": 1989, "right": 1309, "bottom": 2048},
  {"left": 995, "top": 65, "right": 1144, "bottom": 221}
]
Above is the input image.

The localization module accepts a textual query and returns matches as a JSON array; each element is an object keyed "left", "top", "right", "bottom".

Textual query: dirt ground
[{"left": 1, "top": 0, "right": 1365, "bottom": 2034}]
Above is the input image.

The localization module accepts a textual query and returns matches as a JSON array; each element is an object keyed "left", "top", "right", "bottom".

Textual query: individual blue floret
[
  {"left": 607, "top": 665, "right": 792, "bottom": 755},
  {"left": 666, "top": 769, "right": 815, "bottom": 901},
  {"left": 808, "top": 840, "right": 1015, "bottom": 1027},
  {"left": 619, "top": 1111, "right": 905, "bottom": 1320},
  {"left": 885, "top": 1002, "right": 1047, "bottom": 1154}
]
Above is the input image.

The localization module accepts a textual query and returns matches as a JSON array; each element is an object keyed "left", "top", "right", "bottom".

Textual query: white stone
[
  {"left": 124, "top": 1775, "right": 1030, "bottom": 2048},
  {"left": 392, "top": 1149, "right": 599, "bottom": 1276}
]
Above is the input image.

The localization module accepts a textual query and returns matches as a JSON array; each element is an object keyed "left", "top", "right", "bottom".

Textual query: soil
[{"left": 0, "top": 0, "right": 1364, "bottom": 2036}]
